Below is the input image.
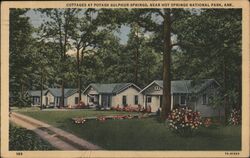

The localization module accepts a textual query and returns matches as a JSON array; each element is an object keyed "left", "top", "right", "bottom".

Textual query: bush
[
  {"left": 9, "top": 124, "right": 55, "bottom": 150},
  {"left": 228, "top": 108, "right": 241, "bottom": 125},
  {"left": 167, "top": 107, "right": 202, "bottom": 137}
]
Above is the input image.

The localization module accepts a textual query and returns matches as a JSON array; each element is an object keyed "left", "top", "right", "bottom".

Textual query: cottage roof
[
  {"left": 28, "top": 90, "right": 48, "bottom": 97},
  {"left": 84, "top": 83, "right": 141, "bottom": 94},
  {"left": 48, "top": 88, "right": 78, "bottom": 97},
  {"left": 141, "top": 79, "right": 220, "bottom": 94}
]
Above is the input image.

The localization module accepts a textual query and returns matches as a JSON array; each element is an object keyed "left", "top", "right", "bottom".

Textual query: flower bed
[
  {"left": 167, "top": 107, "right": 202, "bottom": 137},
  {"left": 72, "top": 114, "right": 144, "bottom": 124},
  {"left": 72, "top": 117, "right": 86, "bottom": 124},
  {"left": 110, "top": 104, "right": 151, "bottom": 113},
  {"left": 68, "top": 101, "right": 89, "bottom": 109}
]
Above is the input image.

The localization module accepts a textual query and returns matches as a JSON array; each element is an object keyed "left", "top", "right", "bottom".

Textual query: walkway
[{"left": 10, "top": 112, "right": 102, "bottom": 150}]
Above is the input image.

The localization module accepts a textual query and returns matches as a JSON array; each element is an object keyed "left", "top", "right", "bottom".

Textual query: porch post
[
  {"left": 171, "top": 95, "right": 174, "bottom": 110},
  {"left": 144, "top": 95, "right": 146, "bottom": 108},
  {"left": 99, "top": 94, "right": 102, "bottom": 106}
]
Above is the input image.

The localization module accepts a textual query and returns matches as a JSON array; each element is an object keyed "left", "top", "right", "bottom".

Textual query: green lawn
[{"left": 19, "top": 109, "right": 241, "bottom": 150}]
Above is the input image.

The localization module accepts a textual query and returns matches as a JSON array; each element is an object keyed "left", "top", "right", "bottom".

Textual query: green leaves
[
  {"left": 10, "top": 9, "right": 35, "bottom": 101},
  {"left": 9, "top": 124, "right": 55, "bottom": 150}
]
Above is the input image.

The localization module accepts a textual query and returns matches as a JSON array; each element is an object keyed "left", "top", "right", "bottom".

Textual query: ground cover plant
[{"left": 9, "top": 124, "right": 55, "bottom": 150}]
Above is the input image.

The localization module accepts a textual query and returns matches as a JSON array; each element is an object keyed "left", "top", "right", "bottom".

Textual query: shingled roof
[
  {"left": 84, "top": 83, "right": 141, "bottom": 94},
  {"left": 140, "top": 79, "right": 220, "bottom": 94},
  {"left": 47, "top": 88, "right": 78, "bottom": 97},
  {"left": 28, "top": 90, "right": 48, "bottom": 97}
]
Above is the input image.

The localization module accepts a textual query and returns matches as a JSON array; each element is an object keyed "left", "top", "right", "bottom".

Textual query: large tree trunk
[{"left": 161, "top": 9, "right": 172, "bottom": 120}]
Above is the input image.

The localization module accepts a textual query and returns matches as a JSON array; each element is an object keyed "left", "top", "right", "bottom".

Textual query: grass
[
  {"left": 9, "top": 123, "right": 56, "bottom": 150},
  {"left": 18, "top": 108, "right": 241, "bottom": 150}
]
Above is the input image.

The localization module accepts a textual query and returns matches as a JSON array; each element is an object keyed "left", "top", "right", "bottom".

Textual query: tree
[
  {"left": 9, "top": 9, "right": 34, "bottom": 106},
  {"left": 38, "top": 9, "right": 80, "bottom": 107},
  {"left": 31, "top": 40, "right": 57, "bottom": 109},
  {"left": 70, "top": 9, "right": 113, "bottom": 102},
  {"left": 130, "top": 9, "right": 191, "bottom": 120},
  {"left": 171, "top": 9, "right": 242, "bottom": 122},
  {"left": 126, "top": 22, "right": 143, "bottom": 85}
]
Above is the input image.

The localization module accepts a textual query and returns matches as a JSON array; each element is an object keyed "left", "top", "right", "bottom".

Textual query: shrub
[
  {"left": 9, "top": 124, "right": 55, "bottom": 150},
  {"left": 167, "top": 107, "right": 202, "bottom": 137},
  {"left": 228, "top": 108, "right": 241, "bottom": 125}
]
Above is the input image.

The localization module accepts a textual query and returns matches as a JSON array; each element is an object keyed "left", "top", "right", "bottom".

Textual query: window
[
  {"left": 154, "top": 86, "right": 161, "bottom": 91},
  {"left": 35, "top": 97, "right": 40, "bottom": 103},
  {"left": 147, "top": 96, "right": 152, "bottom": 103},
  {"left": 75, "top": 97, "right": 79, "bottom": 104},
  {"left": 202, "top": 94, "right": 207, "bottom": 105},
  {"left": 180, "top": 95, "right": 186, "bottom": 105},
  {"left": 134, "top": 95, "right": 138, "bottom": 105},
  {"left": 34, "top": 97, "right": 40, "bottom": 104},
  {"left": 122, "top": 96, "right": 127, "bottom": 106}
]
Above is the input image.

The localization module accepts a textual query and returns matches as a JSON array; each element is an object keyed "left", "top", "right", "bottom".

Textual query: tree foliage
[
  {"left": 10, "top": 8, "right": 242, "bottom": 120},
  {"left": 9, "top": 9, "right": 34, "bottom": 106}
]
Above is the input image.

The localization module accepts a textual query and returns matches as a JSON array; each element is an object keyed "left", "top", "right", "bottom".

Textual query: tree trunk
[
  {"left": 161, "top": 9, "right": 172, "bottom": 120},
  {"left": 21, "top": 82, "right": 24, "bottom": 99},
  {"left": 40, "top": 74, "right": 43, "bottom": 110},
  {"left": 78, "top": 78, "right": 82, "bottom": 103},
  {"left": 60, "top": 13, "right": 69, "bottom": 108},
  {"left": 134, "top": 27, "right": 140, "bottom": 85},
  {"left": 223, "top": 57, "right": 229, "bottom": 124},
  {"left": 134, "top": 47, "right": 139, "bottom": 85},
  {"left": 76, "top": 48, "right": 81, "bottom": 103},
  {"left": 238, "top": 67, "right": 242, "bottom": 108},
  {"left": 61, "top": 80, "right": 65, "bottom": 107}
]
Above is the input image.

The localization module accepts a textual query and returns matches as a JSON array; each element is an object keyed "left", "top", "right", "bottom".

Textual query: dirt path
[{"left": 10, "top": 112, "right": 102, "bottom": 150}]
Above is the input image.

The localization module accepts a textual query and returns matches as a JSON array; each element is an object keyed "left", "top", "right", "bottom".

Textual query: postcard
[{"left": 1, "top": 0, "right": 249, "bottom": 157}]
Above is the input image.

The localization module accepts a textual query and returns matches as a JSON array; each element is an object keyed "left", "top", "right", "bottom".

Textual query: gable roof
[
  {"left": 83, "top": 83, "right": 141, "bottom": 94},
  {"left": 28, "top": 90, "right": 48, "bottom": 97},
  {"left": 140, "top": 79, "right": 220, "bottom": 94},
  {"left": 47, "top": 88, "right": 78, "bottom": 98}
]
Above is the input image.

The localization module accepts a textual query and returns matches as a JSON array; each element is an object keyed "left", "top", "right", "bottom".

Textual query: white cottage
[
  {"left": 140, "top": 79, "right": 225, "bottom": 117},
  {"left": 44, "top": 88, "right": 84, "bottom": 107},
  {"left": 83, "top": 83, "right": 142, "bottom": 108},
  {"left": 27, "top": 90, "right": 48, "bottom": 106}
]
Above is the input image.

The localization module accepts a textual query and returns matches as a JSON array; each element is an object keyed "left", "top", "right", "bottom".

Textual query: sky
[{"left": 25, "top": 10, "right": 130, "bottom": 44}]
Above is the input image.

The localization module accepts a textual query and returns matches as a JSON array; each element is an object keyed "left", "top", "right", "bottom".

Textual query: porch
[
  {"left": 143, "top": 94, "right": 188, "bottom": 112},
  {"left": 87, "top": 94, "right": 112, "bottom": 108}
]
